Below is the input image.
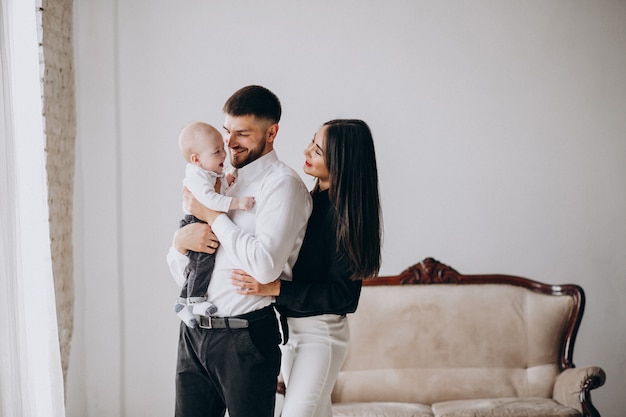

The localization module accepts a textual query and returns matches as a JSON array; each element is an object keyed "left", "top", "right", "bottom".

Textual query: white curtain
[{"left": 0, "top": 0, "right": 66, "bottom": 416}]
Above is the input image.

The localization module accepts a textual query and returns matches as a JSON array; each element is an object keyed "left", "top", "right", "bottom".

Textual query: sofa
[{"left": 330, "top": 257, "right": 606, "bottom": 417}]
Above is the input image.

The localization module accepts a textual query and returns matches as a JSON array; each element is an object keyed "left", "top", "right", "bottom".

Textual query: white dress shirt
[
  {"left": 183, "top": 163, "right": 232, "bottom": 213},
  {"left": 167, "top": 150, "right": 312, "bottom": 317}
]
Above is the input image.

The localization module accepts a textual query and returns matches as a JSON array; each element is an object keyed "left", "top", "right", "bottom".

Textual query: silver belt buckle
[{"left": 199, "top": 316, "right": 212, "bottom": 329}]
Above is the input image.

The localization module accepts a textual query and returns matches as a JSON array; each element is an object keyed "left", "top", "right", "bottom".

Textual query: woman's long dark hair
[{"left": 316, "top": 119, "right": 382, "bottom": 280}]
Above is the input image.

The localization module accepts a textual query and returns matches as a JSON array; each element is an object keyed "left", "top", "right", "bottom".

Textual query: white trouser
[{"left": 278, "top": 314, "right": 350, "bottom": 417}]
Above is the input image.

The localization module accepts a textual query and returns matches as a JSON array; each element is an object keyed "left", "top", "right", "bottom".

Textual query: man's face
[{"left": 223, "top": 114, "right": 276, "bottom": 169}]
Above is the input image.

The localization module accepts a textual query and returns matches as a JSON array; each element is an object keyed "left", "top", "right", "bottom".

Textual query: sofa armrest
[{"left": 553, "top": 366, "right": 606, "bottom": 417}]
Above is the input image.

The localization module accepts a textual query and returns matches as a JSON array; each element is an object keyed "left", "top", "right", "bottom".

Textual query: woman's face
[{"left": 303, "top": 126, "right": 330, "bottom": 190}]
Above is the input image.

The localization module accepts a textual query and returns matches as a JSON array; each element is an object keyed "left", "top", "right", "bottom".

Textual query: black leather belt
[{"left": 198, "top": 316, "right": 249, "bottom": 329}]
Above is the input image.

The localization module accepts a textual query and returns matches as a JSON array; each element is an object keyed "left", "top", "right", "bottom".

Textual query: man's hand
[{"left": 174, "top": 222, "right": 219, "bottom": 255}]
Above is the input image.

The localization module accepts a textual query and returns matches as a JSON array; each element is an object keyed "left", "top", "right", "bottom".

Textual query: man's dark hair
[{"left": 223, "top": 85, "right": 282, "bottom": 124}]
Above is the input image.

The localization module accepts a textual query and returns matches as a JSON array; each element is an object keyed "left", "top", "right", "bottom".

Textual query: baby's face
[{"left": 196, "top": 134, "right": 227, "bottom": 174}]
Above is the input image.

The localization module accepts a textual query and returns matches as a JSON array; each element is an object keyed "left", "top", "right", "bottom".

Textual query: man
[{"left": 166, "top": 85, "right": 312, "bottom": 417}]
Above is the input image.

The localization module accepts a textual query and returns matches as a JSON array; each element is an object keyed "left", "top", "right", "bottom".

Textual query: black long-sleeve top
[{"left": 276, "top": 189, "right": 362, "bottom": 318}]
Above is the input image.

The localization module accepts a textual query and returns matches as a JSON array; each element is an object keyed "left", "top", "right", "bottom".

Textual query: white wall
[{"left": 69, "top": 1, "right": 626, "bottom": 416}]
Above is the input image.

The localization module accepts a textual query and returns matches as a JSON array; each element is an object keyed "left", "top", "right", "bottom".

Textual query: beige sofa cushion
[
  {"left": 333, "top": 284, "right": 574, "bottom": 405},
  {"left": 431, "top": 397, "right": 580, "bottom": 417},
  {"left": 333, "top": 402, "right": 434, "bottom": 417},
  {"left": 332, "top": 398, "right": 581, "bottom": 417}
]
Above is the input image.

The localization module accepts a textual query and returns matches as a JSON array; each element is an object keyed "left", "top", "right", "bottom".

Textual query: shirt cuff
[
  {"left": 166, "top": 245, "right": 188, "bottom": 287},
  {"left": 276, "top": 279, "right": 295, "bottom": 303},
  {"left": 211, "top": 212, "right": 235, "bottom": 236}
]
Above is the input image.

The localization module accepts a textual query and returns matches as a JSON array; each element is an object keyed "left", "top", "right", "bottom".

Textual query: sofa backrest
[{"left": 331, "top": 258, "right": 584, "bottom": 406}]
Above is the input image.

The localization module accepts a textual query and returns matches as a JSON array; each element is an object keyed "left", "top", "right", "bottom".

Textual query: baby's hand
[
  {"left": 230, "top": 196, "right": 255, "bottom": 211},
  {"left": 226, "top": 173, "right": 236, "bottom": 186}
]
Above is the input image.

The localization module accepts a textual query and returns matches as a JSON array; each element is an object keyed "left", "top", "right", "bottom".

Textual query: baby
[{"left": 174, "top": 121, "right": 254, "bottom": 328}]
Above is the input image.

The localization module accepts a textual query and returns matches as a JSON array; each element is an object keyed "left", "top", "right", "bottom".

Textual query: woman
[{"left": 232, "top": 119, "right": 382, "bottom": 417}]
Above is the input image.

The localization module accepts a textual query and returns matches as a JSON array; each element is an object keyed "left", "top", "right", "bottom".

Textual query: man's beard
[{"left": 230, "top": 137, "right": 267, "bottom": 169}]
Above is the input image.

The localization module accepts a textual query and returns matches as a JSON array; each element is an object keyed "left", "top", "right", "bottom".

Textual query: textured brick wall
[{"left": 37, "top": 0, "right": 76, "bottom": 387}]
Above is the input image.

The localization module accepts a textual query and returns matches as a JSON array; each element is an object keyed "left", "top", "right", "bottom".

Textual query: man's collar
[{"left": 236, "top": 150, "right": 277, "bottom": 181}]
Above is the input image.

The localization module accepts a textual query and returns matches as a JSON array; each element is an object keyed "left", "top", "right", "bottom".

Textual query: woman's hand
[
  {"left": 183, "top": 187, "right": 225, "bottom": 225},
  {"left": 231, "top": 269, "right": 281, "bottom": 296},
  {"left": 174, "top": 222, "right": 219, "bottom": 255}
]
